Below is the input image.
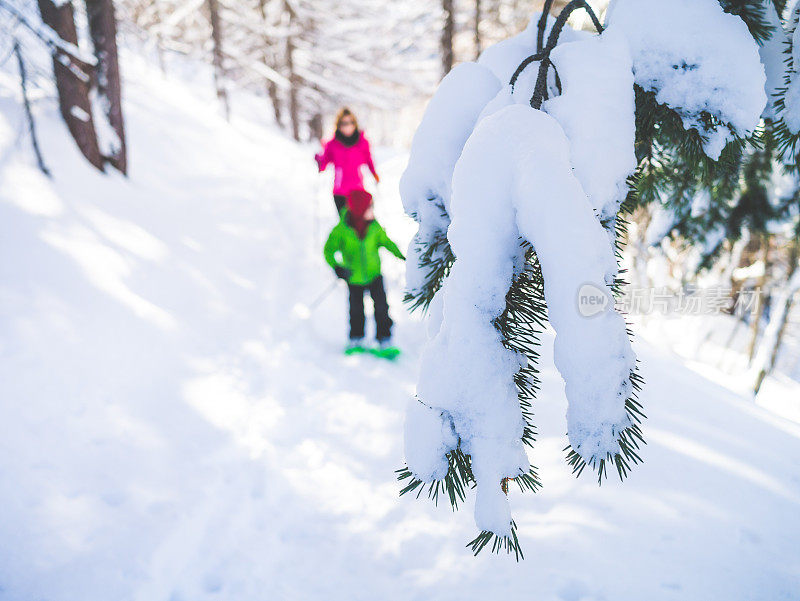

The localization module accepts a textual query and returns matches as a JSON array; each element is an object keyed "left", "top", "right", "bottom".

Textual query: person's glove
[
  {"left": 334, "top": 266, "right": 351, "bottom": 281},
  {"left": 314, "top": 154, "right": 324, "bottom": 172}
]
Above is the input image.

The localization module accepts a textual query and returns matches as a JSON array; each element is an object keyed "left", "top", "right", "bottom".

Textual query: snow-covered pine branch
[
  {"left": 400, "top": 0, "right": 767, "bottom": 558},
  {"left": 400, "top": 62, "right": 501, "bottom": 311},
  {"left": 772, "top": 0, "right": 800, "bottom": 166}
]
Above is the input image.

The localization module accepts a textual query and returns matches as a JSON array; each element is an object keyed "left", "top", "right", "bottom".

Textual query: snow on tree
[
  {"left": 476, "top": 9, "right": 588, "bottom": 83},
  {"left": 642, "top": 2, "right": 800, "bottom": 277},
  {"left": 399, "top": 0, "right": 768, "bottom": 559},
  {"left": 118, "top": 0, "right": 440, "bottom": 138},
  {"left": 542, "top": 28, "right": 636, "bottom": 224},
  {"left": 774, "top": 0, "right": 800, "bottom": 164},
  {"left": 607, "top": 0, "right": 766, "bottom": 160},
  {"left": 400, "top": 62, "right": 501, "bottom": 311},
  {"left": 757, "top": 0, "right": 788, "bottom": 119},
  {"left": 1, "top": 0, "right": 128, "bottom": 173},
  {"left": 86, "top": 0, "right": 128, "bottom": 172},
  {"left": 622, "top": 0, "right": 787, "bottom": 273}
]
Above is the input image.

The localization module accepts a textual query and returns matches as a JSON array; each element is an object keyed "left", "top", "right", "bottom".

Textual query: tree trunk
[
  {"left": 724, "top": 228, "right": 750, "bottom": 300},
  {"left": 753, "top": 266, "right": 800, "bottom": 395},
  {"left": 257, "top": 0, "right": 283, "bottom": 126},
  {"left": 441, "top": 0, "right": 454, "bottom": 77},
  {"left": 768, "top": 291, "right": 797, "bottom": 372},
  {"left": 85, "top": 0, "right": 128, "bottom": 174},
  {"left": 746, "top": 237, "right": 771, "bottom": 365},
  {"left": 309, "top": 112, "right": 323, "bottom": 141},
  {"left": 268, "top": 80, "right": 283, "bottom": 127},
  {"left": 207, "top": 0, "right": 230, "bottom": 120},
  {"left": 14, "top": 41, "right": 50, "bottom": 176},
  {"left": 473, "top": 0, "right": 481, "bottom": 60},
  {"left": 752, "top": 240, "right": 800, "bottom": 394},
  {"left": 284, "top": 0, "right": 300, "bottom": 141},
  {"left": 37, "top": 0, "right": 104, "bottom": 171}
]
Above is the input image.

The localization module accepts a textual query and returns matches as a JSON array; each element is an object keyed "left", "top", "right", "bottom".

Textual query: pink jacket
[{"left": 315, "top": 132, "right": 378, "bottom": 197}]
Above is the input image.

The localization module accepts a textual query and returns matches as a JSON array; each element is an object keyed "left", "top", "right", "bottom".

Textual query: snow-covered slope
[{"left": 1, "top": 56, "right": 799, "bottom": 601}]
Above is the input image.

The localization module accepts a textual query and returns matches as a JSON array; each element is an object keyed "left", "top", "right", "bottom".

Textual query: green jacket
[{"left": 324, "top": 212, "right": 405, "bottom": 285}]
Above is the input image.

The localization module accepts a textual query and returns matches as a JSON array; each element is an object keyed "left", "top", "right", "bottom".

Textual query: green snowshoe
[
  {"left": 344, "top": 339, "right": 367, "bottom": 356},
  {"left": 370, "top": 345, "right": 401, "bottom": 360}
]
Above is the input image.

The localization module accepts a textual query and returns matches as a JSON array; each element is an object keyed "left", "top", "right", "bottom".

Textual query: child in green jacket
[{"left": 323, "top": 189, "right": 405, "bottom": 354}]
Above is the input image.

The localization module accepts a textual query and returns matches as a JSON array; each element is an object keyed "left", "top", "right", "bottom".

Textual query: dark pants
[
  {"left": 334, "top": 194, "right": 346, "bottom": 213},
  {"left": 348, "top": 276, "right": 392, "bottom": 341}
]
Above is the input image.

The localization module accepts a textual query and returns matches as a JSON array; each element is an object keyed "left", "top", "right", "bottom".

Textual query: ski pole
[
  {"left": 313, "top": 165, "right": 322, "bottom": 252},
  {"left": 306, "top": 278, "right": 340, "bottom": 314}
]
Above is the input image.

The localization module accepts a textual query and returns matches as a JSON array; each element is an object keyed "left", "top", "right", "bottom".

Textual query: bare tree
[
  {"left": 37, "top": 0, "right": 104, "bottom": 170},
  {"left": 753, "top": 241, "right": 800, "bottom": 394},
  {"left": 207, "top": 0, "right": 230, "bottom": 120},
  {"left": 441, "top": 0, "right": 454, "bottom": 77},
  {"left": 747, "top": 237, "right": 772, "bottom": 364},
  {"left": 474, "top": 0, "right": 481, "bottom": 60},
  {"left": 309, "top": 111, "right": 322, "bottom": 141},
  {"left": 284, "top": 0, "right": 299, "bottom": 140},
  {"left": 85, "top": 0, "right": 128, "bottom": 174},
  {"left": 257, "top": 0, "right": 283, "bottom": 126},
  {"left": 14, "top": 40, "right": 49, "bottom": 176}
]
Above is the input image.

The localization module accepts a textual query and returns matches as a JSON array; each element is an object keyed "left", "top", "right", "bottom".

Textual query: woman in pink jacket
[{"left": 315, "top": 108, "right": 380, "bottom": 213}]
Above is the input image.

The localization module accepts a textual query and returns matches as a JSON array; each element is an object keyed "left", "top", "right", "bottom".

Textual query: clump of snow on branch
[
  {"left": 408, "top": 104, "right": 635, "bottom": 536},
  {"left": 782, "top": 4, "right": 800, "bottom": 133},
  {"left": 401, "top": 0, "right": 768, "bottom": 541},
  {"left": 403, "top": 399, "right": 457, "bottom": 482},
  {"left": 606, "top": 0, "right": 766, "bottom": 159},
  {"left": 413, "top": 107, "right": 530, "bottom": 536},
  {"left": 505, "top": 107, "right": 636, "bottom": 462},
  {"left": 758, "top": 0, "right": 788, "bottom": 120},
  {"left": 543, "top": 29, "right": 636, "bottom": 224},
  {"left": 400, "top": 62, "right": 500, "bottom": 298}
]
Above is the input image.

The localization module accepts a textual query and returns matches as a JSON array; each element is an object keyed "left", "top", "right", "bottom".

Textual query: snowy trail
[{"left": 1, "top": 58, "right": 800, "bottom": 600}]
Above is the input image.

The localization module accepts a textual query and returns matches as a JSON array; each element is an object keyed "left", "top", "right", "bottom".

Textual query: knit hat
[
  {"left": 347, "top": 189, "right": 373, "bottom": 238},
  {"left": 347, "top": 189, "right": 373, "bottom": 217}
]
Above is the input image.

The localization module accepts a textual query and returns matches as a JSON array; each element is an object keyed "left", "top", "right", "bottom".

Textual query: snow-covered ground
[
  {"left": 635, "top": 313, "right": 800, "bottom": 424},
  {"left": 1, "top": 56, "right": 800, "bottom": 601}
]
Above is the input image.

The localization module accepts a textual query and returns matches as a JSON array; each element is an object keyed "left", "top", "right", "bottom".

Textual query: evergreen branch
[
  {"left": 563, "top": 371, "right": 646, "bottom": 484},
  {"left": 398, "top": 245, "right": 546, "bottom": 559},
  {"left": 537, "top": 0, "right": 556, "bottom": 53},
  {"left": 466, "top": 521, "right": 524, "bottom": 561},
  {"left": 397, "top": 447, "right": 473, "bottom": 510},
  {"left": 403, "top": 219, "right": 455, "bottom": 313},
  {"left": 509, "top": 51, "right": 544, "bottom": 90},
  {"left": 494, "top": 243, "right": 547, "bottom": 456},
  {"left": 719, "top": 0, "right": 773, "bottom": 44},
  {"left": 530, "top": 0, "right": 604, "bottom": 109},
  {"left": 562, "top": 197, "right": 647, "bottom": 483}
]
